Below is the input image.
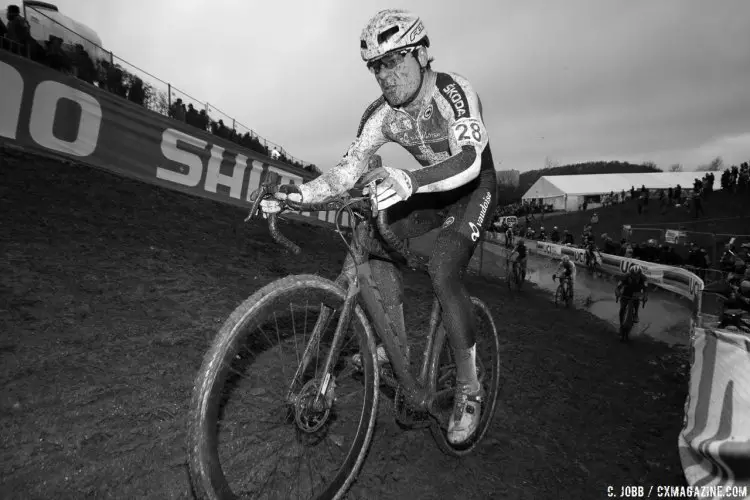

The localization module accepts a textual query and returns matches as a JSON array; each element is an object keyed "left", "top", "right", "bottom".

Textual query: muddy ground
[{"left": 0, "top": 150, "right": 690, "bottom": 499}]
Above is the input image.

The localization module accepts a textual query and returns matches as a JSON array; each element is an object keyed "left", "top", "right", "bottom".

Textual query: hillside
[
  {"left": 0, "top": 148, "right": 690, "bottom": 498},
  {"left": 530, "top": 193, "right": 750, "bottom": 262},
  {"left": 497, "top": 160, "right": 662, "bottom": 203}
]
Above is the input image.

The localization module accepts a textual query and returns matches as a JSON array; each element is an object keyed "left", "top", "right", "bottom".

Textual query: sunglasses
[{"left": 366, "top": 46, "right": 418, "bottom": 74}]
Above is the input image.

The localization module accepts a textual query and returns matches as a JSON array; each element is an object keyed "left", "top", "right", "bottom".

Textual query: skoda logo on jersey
[
  {"left": 442, "top": 216, "right": 455, "bottom": 229},
  {"left": 422, "top": 104, "right": 433, "bottom": 121}
]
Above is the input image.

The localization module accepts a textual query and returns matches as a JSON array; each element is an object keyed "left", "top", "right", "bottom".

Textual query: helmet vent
[{"left": 377, "top": 26, "right": 400, "bottom": 44}]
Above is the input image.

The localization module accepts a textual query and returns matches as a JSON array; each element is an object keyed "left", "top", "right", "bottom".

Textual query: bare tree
[
  {"left": 642, "top": 161, "right": 660, "bottom": 171},
  {"left": 544, "top": 156, "right": 559, "bottom": 170},
  {"left": 697, "top": 156, "right": 724, "bottom": 171},
  {"left": 669, "top": 163, "right": 683, "bottom": 172}
]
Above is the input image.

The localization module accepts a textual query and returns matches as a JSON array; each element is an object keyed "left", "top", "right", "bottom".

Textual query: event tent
[{"left": 522, "top": 172, "right": 715, "bottom": 211}]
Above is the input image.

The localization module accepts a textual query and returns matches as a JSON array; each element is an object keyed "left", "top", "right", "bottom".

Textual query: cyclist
[
  {"left": 615, "top": 265, "right": 649, "bottom": 324},
  {"left": 552, "top": 254, "right": 576, "bottom": 298},
  {"left": 585, "top": 238, "right": 599, "bottom": 268},
  {"left": 508, "top": 238, "right": 528, "bottom": 280},
  {"left": 250, "top": 9, "right": 497, "bottom": 445},
  {"left": 504, "top": 224, "right": 514, "bottom": 249}
]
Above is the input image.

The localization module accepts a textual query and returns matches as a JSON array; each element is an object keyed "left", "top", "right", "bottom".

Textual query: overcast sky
[{"left": 48, "top": 0, "right": 750, "bottom": 173}]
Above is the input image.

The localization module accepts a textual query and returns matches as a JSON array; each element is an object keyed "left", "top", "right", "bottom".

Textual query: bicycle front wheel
[{"left": 188, "top": 274, "right": 379, "bottom": 500}]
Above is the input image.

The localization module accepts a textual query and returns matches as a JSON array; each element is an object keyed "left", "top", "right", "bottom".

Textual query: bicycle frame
[{"left": 294, "top": 215, "right": 450, "bottom": 421}]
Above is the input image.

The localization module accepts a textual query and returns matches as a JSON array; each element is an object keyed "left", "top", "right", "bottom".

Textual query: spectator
[
  {"left": 563, "top": 230, "right": 574, "bottom": 245},
  {"left": 270, "top": 148, "right": 280, "bottom": 160},
  {"left": 170, "top": 98, "right": 186, "bottom": 122},
  {"left": 198, "top": 109, "right": 209, "bottom": 131},
  {"left": 71, "top": 44, "right": 95, "bottom": 84},
  {"left": 5, "top": 4, "right": 30, "bottom": 54},
  {"left": 185, "top": 104, "right": 200, "bottom": 128},
  {"left": 550, "top": 226, "right": 560, "bottom": 243},
  {"left": 44, "top": 35, "right": 72, "bottom": 74},
  {"left": 127, "top": 77, "right": 146, "bottom": 106},
  {"left": 691, "top": 187, "right": 704, "bottom": 218}
]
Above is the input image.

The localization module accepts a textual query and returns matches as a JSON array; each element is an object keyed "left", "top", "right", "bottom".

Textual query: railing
[{"left": 10, "top": 3, "right": 316, "bottom": 171}]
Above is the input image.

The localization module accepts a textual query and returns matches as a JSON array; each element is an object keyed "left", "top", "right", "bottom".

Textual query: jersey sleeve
[
  {"left": 299, "top": 98, "right": 389, "bottom": 203},
  {"left": 412, "top": 72, "right": 489, "bottom": 194}
]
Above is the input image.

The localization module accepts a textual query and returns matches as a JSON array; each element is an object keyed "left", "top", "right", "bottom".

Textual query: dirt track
[{"left": 0, "top": 150, "right": 690, "bottom": 499}]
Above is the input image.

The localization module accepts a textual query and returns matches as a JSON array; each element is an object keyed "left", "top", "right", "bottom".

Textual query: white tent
[{"left": 522, "top": 172, "right": 715, "bottom": 211}]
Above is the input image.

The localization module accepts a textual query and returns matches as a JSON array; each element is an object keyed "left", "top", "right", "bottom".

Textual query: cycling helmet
[
  {"left": 553, "top": 226, "right": 558, "bottom": 230},
  {"left": 518, "top": 238, "right": 525, "bottom": 245},
  {"left": 628, "top": 264, "right": 642, "bottom": 275},
  {"left": 561, "top": 255, "right": 570, "bottom": 264},
  {"left": 360, "top": 10, "right": 429, "bottom": 62}
]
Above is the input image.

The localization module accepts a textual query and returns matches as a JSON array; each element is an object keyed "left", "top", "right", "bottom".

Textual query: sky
[{"left": 44, "top": 0, "right": 750, "bottom": 173}]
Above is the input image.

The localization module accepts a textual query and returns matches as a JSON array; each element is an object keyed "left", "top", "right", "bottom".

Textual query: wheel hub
[{"left": 294, "top": 379, "right": 332, "bottom": 433}]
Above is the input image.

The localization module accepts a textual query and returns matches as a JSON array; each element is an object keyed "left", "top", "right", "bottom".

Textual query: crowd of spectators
[
  {"left": 0, "top": 4, "right": 320, "bottom": 176},
  {"left": 489, "top": 162, "right": 750, "bottom": 286},
  {"left": 167, "top": 98, "right": 303, "bottom": 169}
]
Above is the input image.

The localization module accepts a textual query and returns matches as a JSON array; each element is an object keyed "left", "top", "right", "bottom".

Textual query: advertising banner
[{"left": 0, "top": 51, "right": 333, "bottom": 222}]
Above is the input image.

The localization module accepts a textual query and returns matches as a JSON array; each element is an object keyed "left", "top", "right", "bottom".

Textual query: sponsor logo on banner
[
  {"left": 0, "top": 52, "right": 318, "bottom": 222},
  {"left": 536, "top": 241, "right": 562, "bottom": 257}
]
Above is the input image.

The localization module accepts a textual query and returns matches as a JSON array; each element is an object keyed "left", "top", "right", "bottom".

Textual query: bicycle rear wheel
[
  {"left": 188, "top": 274, "right": 379, "bottom": 500},
  {"left": 429, "top": 297, "right": 501, "bottom": 456},
  {"left": 554, "top": 285, "right": 563, "bottom": 307},
  {"left": 620, "top": 301, "right": 635, "bottom": 342}
]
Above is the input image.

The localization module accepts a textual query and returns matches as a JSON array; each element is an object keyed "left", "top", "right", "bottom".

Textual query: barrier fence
[{"left": 12, "top": 4, "right": 313, "bottom": 169}]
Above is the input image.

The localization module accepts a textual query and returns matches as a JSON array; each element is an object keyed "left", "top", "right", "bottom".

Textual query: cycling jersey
[
  {"left": 514, "top": 243, "right": 527, "bottom": 259},
  {"left": 299, "top": 70, "right": 496, "bottom": 203},
  {"left": 556, "top": 260, "right": 576, "bottom": 279},
  {"left": 619, "top": 274, "right": 647, "bottom": 296},
  {"left": 297, "top": 69, "right": 497, "bottom": 353}
]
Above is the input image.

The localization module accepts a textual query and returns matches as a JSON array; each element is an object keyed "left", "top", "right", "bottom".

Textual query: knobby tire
[{"left": 187, "top": 274, "right": 379, "bottom": 500}]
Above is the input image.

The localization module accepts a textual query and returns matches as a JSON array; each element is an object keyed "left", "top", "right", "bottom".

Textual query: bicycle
[
  {"left": 187, "top": 180, "right": 502, "bottom": 500},
  {"left": 585, "top": 248, "right": 601, "bottom": 273},
  {"left": 506, "top": 257, "right": 524, "bottom": 290},
  {"left": 553, "top": 274, "right": 573, "bottom": 308},
  {"left": 615, "top": 291, "right": 646, "bottom": 342}
]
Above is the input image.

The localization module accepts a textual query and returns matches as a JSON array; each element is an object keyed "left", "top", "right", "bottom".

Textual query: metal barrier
[{"left": 7, "top": 4, "right": 315, "bottom": 171}]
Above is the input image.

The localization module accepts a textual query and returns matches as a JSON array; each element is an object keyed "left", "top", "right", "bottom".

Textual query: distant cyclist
[
  {"left": 615, "top": 265, "right": 649, "bottom": 324},
  {"left": 504, "top": 224, "right": 514, "bottom": 249},
  {"left": 250, "top": 9, "right": 497, "bottom": 445},
  {"left": 553, "top": 255, "right": 576, "bottom": 298},
  {"left": 508, "top": 238, "right": 527, "bottom": 279},
  {"left": 585, "top": 239, "right": 599, "bottom": 268}
]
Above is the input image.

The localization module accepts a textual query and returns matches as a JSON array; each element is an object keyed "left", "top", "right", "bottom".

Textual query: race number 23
[{"left": 452, "top": 119, "right": 484, "bottom": 146}]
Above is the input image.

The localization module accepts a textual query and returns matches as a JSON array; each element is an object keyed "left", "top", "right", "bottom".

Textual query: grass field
[{"left": 0, "top": 149, "right": 691, "bottom": 499}]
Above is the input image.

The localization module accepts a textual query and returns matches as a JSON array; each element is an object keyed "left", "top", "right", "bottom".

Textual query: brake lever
[{"left": 244, "top": 185, "right": 272, "bottom": 222}]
